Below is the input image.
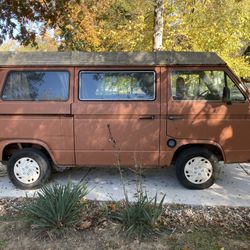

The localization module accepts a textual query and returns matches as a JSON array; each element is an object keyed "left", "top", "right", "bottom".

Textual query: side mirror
[{"left": 222, "top": 86, "right": 232, "bottom": 105}]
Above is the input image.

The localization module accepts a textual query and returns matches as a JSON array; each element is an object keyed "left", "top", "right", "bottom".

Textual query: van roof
[{"left": 0, "top": 51, "right": 226, "bottom": 66}]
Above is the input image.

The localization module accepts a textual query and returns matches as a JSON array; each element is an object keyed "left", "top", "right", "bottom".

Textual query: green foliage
[
  {"left": 0, "top": 0, "right": 249, "bottom": 77},
  {"left": 163, "top": 0, "right": 250, "bottom": 77},
  {"left": 109, "top": 193, "right": 165, "bottom": 240},
  {"left": 0, "top": 33, "right": 58, "bottom": 52},
  {"left": 22, "top": 182, "right": 88, "bottom": 237}
]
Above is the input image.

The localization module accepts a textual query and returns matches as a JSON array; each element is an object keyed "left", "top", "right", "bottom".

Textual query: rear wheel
[
  {"left": 7, "top": 148, "right": 51, "bottom": 189},
  {"left": 175, "top": 147, "right": 218, "bottom": 189}
]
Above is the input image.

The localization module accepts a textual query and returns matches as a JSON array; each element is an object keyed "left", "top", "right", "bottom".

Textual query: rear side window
[
  {"left": 79, "top": 71, "right": 155, "bottom": 101},
  {"left": 2, "top": 71, "right": 69, "bottom": 101}
]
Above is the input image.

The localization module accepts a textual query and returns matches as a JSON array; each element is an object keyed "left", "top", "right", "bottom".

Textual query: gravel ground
[
  {"left": 0, "top": 198, "right": 249, "bottom": 234},
  {"left": 0, "top": 198, "right": 249, "bottom": 250},
  {"left": 0, "top": 160, "right": 249, "bottom": 249}
]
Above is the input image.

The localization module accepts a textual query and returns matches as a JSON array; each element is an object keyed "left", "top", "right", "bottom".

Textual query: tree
[
  {"left": 153, "top": 0, "right": 164, "bottom": 51},
  {"left": 0, "top": 32, "right": 58, "bottom": 52},
  {"left": 0, "top": 0, "right": 249, "bottom": 77},
  {"left": 162, "top": 0, "right": 250, "bottom": 77},
  {"left": 0, "top": 0, "right": 46, "bottom": 46},
  {"left": 0, "top": 0, "right": 155, "bottom": 51}
]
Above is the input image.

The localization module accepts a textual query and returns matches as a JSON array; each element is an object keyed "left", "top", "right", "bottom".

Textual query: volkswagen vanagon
[{"left": 0, "top": 51, "right": 248, "bottom": 189}]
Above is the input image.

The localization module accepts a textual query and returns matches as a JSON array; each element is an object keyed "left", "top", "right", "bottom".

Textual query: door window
[{"left": 171, "top": 70, "right": 245, "bottom": 101}]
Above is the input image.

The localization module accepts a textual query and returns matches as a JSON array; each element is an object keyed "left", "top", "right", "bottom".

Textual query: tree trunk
[{"left": 153, "top": 0, "right": 164, "bottom": 51}]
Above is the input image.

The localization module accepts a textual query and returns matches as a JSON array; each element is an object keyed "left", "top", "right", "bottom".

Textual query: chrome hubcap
[
  {"left": 184, "top": 157, "right": 213, "bottom": 184},
  {"left": 14, "top": 157, "right": 40, "bottom": 184}
]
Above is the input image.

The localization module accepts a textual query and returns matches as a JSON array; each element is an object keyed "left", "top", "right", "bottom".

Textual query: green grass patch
[
  {"left": 166, "top": 228, "right": 249, "bottom": 250},
  {"left": 0, "top": 239, "right": 9, "bottom": 247}
]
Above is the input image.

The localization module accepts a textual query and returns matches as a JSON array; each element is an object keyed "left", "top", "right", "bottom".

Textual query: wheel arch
[
  {"left": 171, "top": 142, "right": 225, "bottom": 165},
  {"left": 1, "top": 140, "right": 55, "bottom": 164}
]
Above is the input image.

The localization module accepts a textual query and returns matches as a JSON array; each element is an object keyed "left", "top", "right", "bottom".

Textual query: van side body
[{"left": 0, "top": 51, "right": 248, "bottom": 189}]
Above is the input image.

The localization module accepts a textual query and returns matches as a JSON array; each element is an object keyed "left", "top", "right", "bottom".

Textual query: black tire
[
  {"left": 175, "top": 147, "right": 218, "bottom": 189},
  {"left": 7, "top": 148, "right": 51, "bottom": 190}
]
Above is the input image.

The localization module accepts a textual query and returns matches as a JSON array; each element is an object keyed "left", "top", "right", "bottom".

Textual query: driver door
[{"left": 167, "top": 67, "right": 250, "bottom": 163}]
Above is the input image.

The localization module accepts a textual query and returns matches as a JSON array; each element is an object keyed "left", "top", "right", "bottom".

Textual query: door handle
[
  {"left": 139, "top": 115, "right": 155, "bottom": 120},
  {"left": 168, "top": 115, "right": 184, "bottom": 120},
  {"left": 63, "top": 114, "right": 74, "bottom": 117}
]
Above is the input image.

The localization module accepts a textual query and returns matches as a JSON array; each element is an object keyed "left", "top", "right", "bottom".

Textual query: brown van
[{"left": 0, "top": 51, "right": 248, "bottom": 190}]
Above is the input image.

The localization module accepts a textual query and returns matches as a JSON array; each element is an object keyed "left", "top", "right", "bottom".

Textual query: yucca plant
[
  {"left": 110, "top": 193, "right": 165, "bottom": 240},
  {"left": 22, "top": 182, "right": 88, "bottom": 237}
]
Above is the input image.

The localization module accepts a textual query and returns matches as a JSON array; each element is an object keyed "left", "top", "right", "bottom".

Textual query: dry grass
[{"left": 0, "top": 198, "right": 249, "bottom": 250}]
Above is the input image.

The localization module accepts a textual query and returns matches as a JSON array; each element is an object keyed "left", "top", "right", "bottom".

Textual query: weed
[
  {"left": 110, "top": 193, "right": 165, "bottom": 240},
  {"left": 106, "top": 124, "right": 166, "bottom": 240},
  {"left": 22, "top": 182, "right": 88, "bottom": 237}
]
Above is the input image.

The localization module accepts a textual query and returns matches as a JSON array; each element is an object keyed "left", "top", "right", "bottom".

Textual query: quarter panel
[{"left": 0, "top": 115, "right": 74, "bottom": 164}]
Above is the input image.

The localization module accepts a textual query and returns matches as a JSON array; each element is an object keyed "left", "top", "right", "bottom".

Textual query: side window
[
  {"left": 2, "top": 71, "right": 69, "bottom": 101},
  {"left": 171, "top": 70, "right": 245, "bottom": 101},
  {"left": 79, "top": 71, "right": 155, "bottom": 101},
  {"left": 226, "top": 75, "right": 245, "bottom": 101}
]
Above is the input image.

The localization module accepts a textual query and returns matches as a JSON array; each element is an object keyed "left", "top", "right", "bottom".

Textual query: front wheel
[
  {"left": 7, "top": 148, "right": 51, "bottom": 190},
  {"left": 175, "top": 147, "right": 218, "bottom": 189}
]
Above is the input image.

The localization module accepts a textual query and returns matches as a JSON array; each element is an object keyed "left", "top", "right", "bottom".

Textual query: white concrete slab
[{"left": 0, "top": 163, "right": 249, "bottom": 207}]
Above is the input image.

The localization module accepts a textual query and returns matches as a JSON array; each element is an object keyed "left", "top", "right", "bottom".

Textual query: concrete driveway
[{"left": 0, "top": 163, "right": 249, "bottom": 207}]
